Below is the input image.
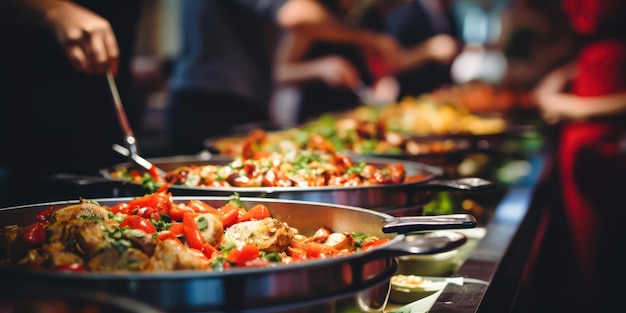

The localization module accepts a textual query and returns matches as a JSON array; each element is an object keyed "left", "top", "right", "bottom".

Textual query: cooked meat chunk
[
  {"left": 195, "top": 213, "right": 223, "bottom": 246},
  {"left": 125, "top": 233, "right": 157, "bottom": 256},
  {"left": 89, "top": 247, "right": 150, "bottom": 272},
  {"left": 148, "top": 239, "right": 211, "bottom": 271},
  {"left": 52, "top": 202, "right": 110, "bottom": 223},
  {"left": 223, "top": 218, "right": 295, "bottom": 253},
  {"left": 0, "top": 225, "right": 21, "bottom": 260},
  {"left": 49, "top": 251, "right": 84, "bottom": 268},
  {"left": 74, "top": 220, "right": 108, "bottom": 258},
  {"left": 323, "top": 232, "right": 354, "bottom": 251}
]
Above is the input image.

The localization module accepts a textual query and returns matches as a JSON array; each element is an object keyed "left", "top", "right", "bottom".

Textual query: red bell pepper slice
[
  {"left": 361, "top": 238, "right": 390, "bottom": 251},
  {"left": 182, "top": 212, "right": 205, "bottom": 250},
  {"left": 112, "top": 192, "right": 173, "bottom": 218},
  {"left": 157, "top": 231, "right": 183, "bottom": 245},
  {"left": 290, "top": 241, "right": 339, "bottom": 258},
  {"left": 238, "top": 204, "right": 271, "bottom": 222},
  {"left": 286, "top": 246, "right": 308, "bottom": 261},
  {"left": 168, "top": 222, "right": 184, "bottom": 235},
  {"left": 187, "top": 200, "right": 220, "bottom": 215},
  {"left": 226, "top": 243, "right": 260, "bottom": 267},
  {"left": 202, "top": 243, "right": 217, "bottom": 259},
  {"left": 169, "top": 204, "right": 195, "bottom": 221},
  {"left": 219, "top": 204, "right": 240, "bottom": 228}
]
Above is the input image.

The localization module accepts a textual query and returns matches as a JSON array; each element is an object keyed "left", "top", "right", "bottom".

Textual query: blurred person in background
[
  {"left": 498, "top": 0, "right": 580, "bottom": 93},
  {"left": 0, "top": 0, "right": 144, "bottom": 206},
  {"left": 270, "top": 0, "right": 461, "bottom": 127},
  {"left": 166, "top": 0, "right": 403, "bottom": 155},
  {"left": 528, "top": 0, "right": 626, "bottom": 311},
  {"left": 375, "top": 0, "right": 461, "bottom": 100}
]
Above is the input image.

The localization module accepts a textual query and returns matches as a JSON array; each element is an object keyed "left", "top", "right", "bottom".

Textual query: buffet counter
[{"left": 426, "top": 135, "right": 555, "bottom": 313}]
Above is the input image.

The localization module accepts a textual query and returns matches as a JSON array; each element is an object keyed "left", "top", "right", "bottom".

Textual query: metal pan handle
[
  {"left": 382, "top": 213, "right": 477, "bottom": 234},
  {"left": 418, "top": 177, "right": 495, "bottom": 191},
  {"left": 364, "top": 230, "right": 468, "bottom": 260}
]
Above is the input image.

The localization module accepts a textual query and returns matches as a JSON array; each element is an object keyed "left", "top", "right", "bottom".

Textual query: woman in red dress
[{"left": 533, "top": 0, "right": 626, "bottom": 311}]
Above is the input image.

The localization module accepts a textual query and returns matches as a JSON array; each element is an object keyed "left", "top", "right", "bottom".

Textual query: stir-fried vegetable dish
[
  {"left": 0, "top": 192, "right": 389, "bottom": 272},
  {"left": 109, "top": 138, "right": 425, "bottom": 192}
]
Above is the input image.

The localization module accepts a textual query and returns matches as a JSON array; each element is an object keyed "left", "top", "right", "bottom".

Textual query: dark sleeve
[
  {"left": 385, "top": 2, "right": 434, "bottom": 47},
  {"left": 229, "top": 0, "right": 289, "bottom": 20}
]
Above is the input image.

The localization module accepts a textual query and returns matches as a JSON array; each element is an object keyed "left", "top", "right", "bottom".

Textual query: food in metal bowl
[
  {"left": 0, "top": 193, "right": 471, "bottom": 313},
  {"left": 109, "top": 141, "right": 428, "bottom": 192},
  {"left": 389, "top": 275, "right": 448, "bottom": 304},
  {"left": 0, "top": 192, "right": 391, "bottom": 273}
]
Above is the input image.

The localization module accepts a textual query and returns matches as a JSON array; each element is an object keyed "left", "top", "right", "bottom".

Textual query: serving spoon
[{"left": 106, "top": 70, "right": 166, "bottom": 178}]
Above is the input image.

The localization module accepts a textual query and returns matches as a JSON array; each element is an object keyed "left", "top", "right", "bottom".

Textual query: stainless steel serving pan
[
  {"left": 99, "top": 153, "right": 495, "bottom": 212},
  {"left": 0, "top": 196, "right": 474, "bottom": 313}
]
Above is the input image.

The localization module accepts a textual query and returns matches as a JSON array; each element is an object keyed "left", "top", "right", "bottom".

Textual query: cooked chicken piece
[
  {"left": 46, "top": 219, "right": 86, "bottom": 254},
  {"left": 89, "top": 247, "right": 150, "bottom": 272},
  {"left": 49, "top": 251, "right": 84, "bottom": 268},
  {"left": 125, "top": 232, "right": 157, "bottom": 256},
  {"left": 222, "top": 217, "right": 295, "bottom": 253},
  {"left": 148, "top": 239, "right": 211, "bottom": 271},
  {"left": 312, "top": 227, "right": 331, "bottom": 243},
  {"left": 121, "top": 248, "right": 152, "bottom": 271},
  {"left": 0, "top": 225, "right": 21, "bottom": 259},
  {"left": 195, "top": 213, "right": 223, "bottom": 246},
  {"left": 323, "top": 232, "right": 355, "bottom": 251},
  {"left": 74, "top": 220, "right": 108, "bottom": 258},
  {"left": 52, "top": 202, "right": 110, "bottom": 223}
]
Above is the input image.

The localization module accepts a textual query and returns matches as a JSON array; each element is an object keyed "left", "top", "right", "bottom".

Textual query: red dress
[{"left": 558, "top": 39, "right": 626, "bottom": 286}]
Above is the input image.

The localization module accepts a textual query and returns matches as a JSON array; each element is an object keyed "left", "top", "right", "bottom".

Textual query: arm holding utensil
[{"left": 1, "top": 0, "right": 119, "bottom": 75}]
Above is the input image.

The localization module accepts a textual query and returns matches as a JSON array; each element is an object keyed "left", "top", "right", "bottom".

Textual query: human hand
[
  {"left": 423, "top": 34, "right": 461, "bottom": 64},
  {"left": 532, "top": 62, "right": 577, "bottom": 123},
  {"left": 314, "top": 55, "right": 361, "bottom": 89},
  {"left": 371, "top": 75, "right": 400, "bottom": 103},
  {"left": 44, "top": 1, "right": 119, "bottom": 74}
]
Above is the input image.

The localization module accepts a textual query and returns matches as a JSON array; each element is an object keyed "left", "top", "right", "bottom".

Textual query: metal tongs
[{"left": 106, "top": 70, "right": 166, "bottom": 178}]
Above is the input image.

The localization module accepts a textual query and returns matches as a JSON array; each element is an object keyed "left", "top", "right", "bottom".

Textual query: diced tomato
[
  {"left": 119, "top": 215, "right": 157, "bottom": 234},
  {"left": 55, "top": 263, "right": 85, "bottom": 272},
  {"left": 187, "top": 200, "right": 220, "bottom": 215},
  {"left": 35, "top": 206, "right": 54, "bottom": 223},
  {"left": 361, "top": 238, "right": 390, "bottom": 251},
  {"left": 20, "top": 222, "right": 46, "bottom": 245},
  {"left": 238, "top": 204, "right": 271, "bottom": 222},
  {"left": 226, "top": 243, "right": 260, "bottom": 267},
  {"left": 243, "top": 163, "right": 256, "bottom": 176},
  {"left": 135, "top": 206, "right": 156, "bottom": 219},
  {"left": 219, "top": 204, "right": 240, "bottom": 228},
  {"left": 111, "top": 202, "right": 131, "bottom": 215},
  {"left": 183, "top": 212, "right": 205, "bottom": 250}
]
